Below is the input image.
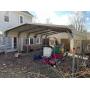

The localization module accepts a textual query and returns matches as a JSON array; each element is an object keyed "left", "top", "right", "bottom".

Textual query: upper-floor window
[
  {"left": 4, "top": 16, "right": 9, "bottom": 22},
  {"left": 20, "top": 16, "right": 23, "bottom": 24}
]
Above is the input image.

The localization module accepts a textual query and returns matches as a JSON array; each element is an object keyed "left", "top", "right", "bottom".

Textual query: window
[
  {"left": 20, "top": 16, "right": 23, "bottom": 23},
  {"left": 30, "top": 38, "right": 34, "bottom": 44},
  {"left": 13, "top": 37, "right": 17, "bottom": 49},
  {"left": 36, "top": 37, "right": 40, "bottom": 44},
  {"left": 50, "top": 40, "right": 54, "bottom": 45},
  {"left": 4, "top": 16, "right": 9, "bottom": 22},
  {"left": 25, "top": 38, "right": 29, "bottom": 45}
]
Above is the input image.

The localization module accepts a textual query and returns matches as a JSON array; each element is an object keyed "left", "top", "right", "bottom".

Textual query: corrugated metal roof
[{"left": 5, "top": 23, "right": 72, "bottom": 37}]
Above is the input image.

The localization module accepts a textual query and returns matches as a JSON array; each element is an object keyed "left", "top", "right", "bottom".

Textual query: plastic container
[
  {"left": 43, "top": 47, "right": 53, "bottom": 57},
  {"left": 52, "top": 46, "right": 61, "bottom": 54}
]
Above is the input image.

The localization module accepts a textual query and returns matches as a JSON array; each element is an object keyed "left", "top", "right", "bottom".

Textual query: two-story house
[
  {"left": 0, "top": 11, "right": 33, "bottom": 34},
  {"left": 0, "top": 11, "right": 33, "bottom": 52}
]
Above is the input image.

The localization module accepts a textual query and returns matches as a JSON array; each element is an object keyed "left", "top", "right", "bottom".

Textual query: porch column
[
  {"left": 34, "top": 35, "right": 37, "bottom": 44},
  {"left": 29, "top": 38, "right": 30, "bottom": 45},
  {"left": 26, "top": 33, "right": 30, "bottom": 45},
  {"left": 11, "top": 37, "right": 14, "bottom": 49},
  {"left": 40, "top": 35, "right": 44, "bottom": 44},
  {"left": 70, "top": 38, "right": 74, "bottom": 53},
  {"left": 20, "top": 37, "right": 24, "bottom": 51},
  {"left": 17, "top": 32, "right": 22, "bottom": 52},
  {"left": 17, "top": 36, "right": 20, "bottom": 52}
]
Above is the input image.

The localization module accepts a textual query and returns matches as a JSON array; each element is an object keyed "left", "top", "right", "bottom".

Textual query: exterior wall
[
  {"left": 49, "top": 32, "right": 90, "bottom": 53},
  {"left": 0, "top": 11, "right": 32, "bottom": 33},
  {"left": 6, "top": 31, "right": 43, "bottom": 51},
  {"left": 0, "top": 11, "right": 33, "bottom": 52},
  {"left": 48, "top": 33, "right": 69, "bottom": 44},
  {"left": 87, "top": 32, "right": 90, "bottom": 40}
]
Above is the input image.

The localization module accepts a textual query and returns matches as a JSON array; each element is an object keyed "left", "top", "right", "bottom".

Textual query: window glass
[
  {"left": 30, "top": 38, "right": 34, "bottom": 44},
  {"left": 25, "top": 38, "right": 29, "bottom": 45},
  {"left": 20, "top": 16, "right": 23, "bottom": 23},
  {"left": 36, "top": 37, "right": 40, "bottom": 44},
  {"left": 4, "top": 16, "right": 9, "bottom": 22}
]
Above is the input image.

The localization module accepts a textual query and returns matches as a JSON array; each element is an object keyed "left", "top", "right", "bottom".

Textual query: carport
[{"left": 5, "top": 23, "right": 73, "bottom": 52}]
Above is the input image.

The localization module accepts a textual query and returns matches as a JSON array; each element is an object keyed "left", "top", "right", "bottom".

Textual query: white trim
[
  {"left": 29, "top": 38, "right": 30, "bottom": 45},
  {"left": 11, "top": 37, "right": 14, "bottom": 49},
  {"left": 21, "top": 38, "right": 24, "bottom": 51}
]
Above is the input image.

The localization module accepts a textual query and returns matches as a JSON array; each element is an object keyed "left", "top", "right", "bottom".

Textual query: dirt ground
[
  {"left": 0, "top": 52, "right": 62, "bottom": 78},
  {"left": 0, "top": 51, "right": 90, "bottom": 78}
]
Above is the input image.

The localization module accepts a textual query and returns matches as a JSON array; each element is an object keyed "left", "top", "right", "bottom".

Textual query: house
[
  {"left": 0, "top": 11, "right": 33, "bottom": 34},
  {"left": 0, "top": 11, "right": 33, "bottom": 52},
  {"left": 0, "top": 11, "right": 90, "bottom": 54},
  {"left": 49, "top": 27, "right": 90, "bottom": 54},
  {"left": 4, "top": 22, "right": 90, "bottom": 54}
]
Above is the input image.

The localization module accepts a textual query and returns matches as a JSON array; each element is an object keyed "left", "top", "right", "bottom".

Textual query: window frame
[
  {"left": 29, "top": 37, "right": 34, "bottom": 45},
  {"left": 19, "top": 16, "right": 24, "bottom": 24},
  {"left": 36, "top": 37, "right": 41, "bottom": 44},
  {"left": 4, "top": 15, "right": 9, "bottom": 22}
]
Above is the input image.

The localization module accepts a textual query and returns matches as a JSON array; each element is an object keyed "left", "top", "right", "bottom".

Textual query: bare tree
[
  {"left": 69, "top": 12, "right": 87, "bottom": 77},
  {"left": 69, "top": 11, "right": 87, "bottom": 53},
  {"left": 69, "top": 12, "right": 86, "bottom": 32}
]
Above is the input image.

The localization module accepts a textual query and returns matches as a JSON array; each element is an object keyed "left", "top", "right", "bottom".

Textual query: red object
[
  {"left": 42, "top": 57, "right": 56, "bottom": 65},
  {"left": 51, "top": 54, "right": 63, "bottom": 59},
  {"left": 49, "top": 60, "right": 56, "bottom": 65},
  {"left": 42, "top": 59, "right": 49, "bottom": 64}
]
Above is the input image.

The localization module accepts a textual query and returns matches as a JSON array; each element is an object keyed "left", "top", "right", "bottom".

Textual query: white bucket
[{"left": 43, "top": 47, "right": 52, "bottom": 57}]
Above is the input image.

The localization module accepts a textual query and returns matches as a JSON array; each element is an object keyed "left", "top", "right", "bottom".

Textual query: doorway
[
  {"left": 61, "top": 39, "right": 70, "bottom": 51},
  {"left": 13, "top": 37, "right": 17, "bottom": 49}
]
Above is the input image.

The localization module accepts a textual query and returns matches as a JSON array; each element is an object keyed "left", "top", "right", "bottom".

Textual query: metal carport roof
[{"left": 5, "top": 23, "right": 72, "bottom": 37}]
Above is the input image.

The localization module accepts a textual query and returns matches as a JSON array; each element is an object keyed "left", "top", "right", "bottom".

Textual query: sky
[
  {"left": 31, "top": 11, "right": 90, "bottom": 31},
  {"left": 31, "top": 11, "right": 72, "bottom": 25}
]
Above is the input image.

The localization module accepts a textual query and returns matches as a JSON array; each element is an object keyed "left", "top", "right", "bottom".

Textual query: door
[
  {"left": 61, "top": 39, "right": 70, "bottom": 51},
  {"left": 13, "top": 37, "right": 17, "bottom": 49},
  {"left": 42, "top": 38, "right": 49, "bottom": 46}
]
